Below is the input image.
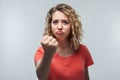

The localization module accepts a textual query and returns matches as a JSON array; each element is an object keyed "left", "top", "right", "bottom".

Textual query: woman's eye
[
  {"left": 52, "top": 20, "right": 58, "bottom": 24},
  {"left": 63, "top": 20, "right": 69, "bottom": 25}
]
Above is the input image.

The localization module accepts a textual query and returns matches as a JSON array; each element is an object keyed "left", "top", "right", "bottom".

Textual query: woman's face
[{"left": 51, "top": 11, "right": 71, "bottom": 41}]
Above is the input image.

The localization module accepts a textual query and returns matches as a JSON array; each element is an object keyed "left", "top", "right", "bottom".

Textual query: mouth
[{"left": 56, "top": 31, "right": 64, "bottom": 35}]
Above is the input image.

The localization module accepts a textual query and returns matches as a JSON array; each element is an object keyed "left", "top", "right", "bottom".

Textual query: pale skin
[{"left": 35, "top": 11, "right": 90, "bottom": 80}]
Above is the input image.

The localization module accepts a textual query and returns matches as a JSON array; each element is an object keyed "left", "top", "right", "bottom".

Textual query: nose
[{"left": 57, "top": 22, "right": 63, "bottom": 30}]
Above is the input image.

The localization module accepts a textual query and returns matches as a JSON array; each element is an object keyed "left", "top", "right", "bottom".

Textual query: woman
[{"left": 34, "top": 3, "right": 94, "bottom": 80}]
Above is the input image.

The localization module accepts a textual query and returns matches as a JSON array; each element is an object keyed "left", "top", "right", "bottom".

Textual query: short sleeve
[
  {"left": 84, "top": 46, "right": 94, "bottom": 67},
  {"left": 34, "top": 47, "right": 44, "bottom": 64},
  {"left": 79, "top": 44, "right": 94, "bottom": 68}
]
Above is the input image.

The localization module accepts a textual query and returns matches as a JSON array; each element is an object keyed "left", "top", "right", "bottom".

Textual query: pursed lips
[{"left": 56, "top": 31, "right": 64, "bottom": 35}]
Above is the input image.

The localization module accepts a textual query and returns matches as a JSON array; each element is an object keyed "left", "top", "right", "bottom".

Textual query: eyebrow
[{"left": 52, "top": 19, "right": 69, "bottom": 21}]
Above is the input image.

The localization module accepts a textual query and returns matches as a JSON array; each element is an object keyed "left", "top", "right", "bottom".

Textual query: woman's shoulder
[
  {"left": 79, "top": 43, "right": 87, "bottom": 49},
  {"left": 34, "top": 46, "right": 44, "bottom": 62},
  {"left": 77, "top": 43, "right": 90, "bottom": 53},
  {"left": 38, "top": 46, "right": 43, "bottom": 50},
  {"left": 36, "top": 46, "right": 44, "bottom": 53}
]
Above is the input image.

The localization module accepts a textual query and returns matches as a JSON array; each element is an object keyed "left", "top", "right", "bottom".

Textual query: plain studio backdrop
[{"left": 0, "top": 0, "right": 120, "bottom": 80}]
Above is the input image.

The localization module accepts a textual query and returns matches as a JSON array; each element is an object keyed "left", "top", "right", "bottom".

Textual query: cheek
[
  {"left": 51, "top": 26, "right": 56, "bottom": 34},
  {"left": 66, "top": 26, "right": 71, "bottom": 34}
]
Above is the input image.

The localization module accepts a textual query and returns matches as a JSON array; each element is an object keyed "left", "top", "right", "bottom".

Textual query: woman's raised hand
[{"left": 41, "top": 35, "right": 58, "bottom": 56}]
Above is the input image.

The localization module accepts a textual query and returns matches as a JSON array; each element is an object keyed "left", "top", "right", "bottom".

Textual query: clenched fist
[{"left": 41, "top": 35, "right": 58, "bottom": 56}]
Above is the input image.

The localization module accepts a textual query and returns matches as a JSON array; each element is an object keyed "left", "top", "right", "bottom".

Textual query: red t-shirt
[{"left": 34, "top": 44, "right": 94, "bottom": 80}]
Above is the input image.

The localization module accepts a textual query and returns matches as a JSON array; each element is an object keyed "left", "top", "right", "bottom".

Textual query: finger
[
  {"left": 40, "top": 35, "right": 49, "bottom": 44},
  {"left": 52, "top": 38, "right": 57, "bottom": 44},
  {"left": 42, "top": 35, "right": 49, "bottom": 41},
  {"left": 41, "top": 35, "right": 54, "bottom": 46},
  {"left": 44, "top": 36, "right": 52, "bottom": 42},
  {"left": 54, "top": 40, "right": 58, "bottom": 46},
  {"left": 49, "top": 38, "right": 58, "bottom": 46}
]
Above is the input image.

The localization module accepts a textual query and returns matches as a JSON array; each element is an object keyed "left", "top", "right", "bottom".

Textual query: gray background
[{"left": 0, "top": 0, "right": 120, "bottom": 80}]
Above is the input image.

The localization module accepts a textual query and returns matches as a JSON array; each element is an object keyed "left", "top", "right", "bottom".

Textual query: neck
[
  {"left": 57, "top": 39, "right": 70, "bottom": 49},
  {"left": 56, "top": 39, "right": 75, "bottom": 57}
]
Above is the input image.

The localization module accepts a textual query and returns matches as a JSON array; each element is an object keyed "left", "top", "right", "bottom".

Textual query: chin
[{"left": 55, "top": 36, "right": 63, "bottom": 40}]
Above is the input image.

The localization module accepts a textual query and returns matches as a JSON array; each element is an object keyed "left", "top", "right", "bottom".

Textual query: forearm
[
  {"left": 85, "top": 67, "right": 90, "bottom": 80},
  {"left": 36, "top": 53, "right": 53, "bottom": 80},
  {"left": 35, "top": 35, "right": 58, "bottom": 80}
]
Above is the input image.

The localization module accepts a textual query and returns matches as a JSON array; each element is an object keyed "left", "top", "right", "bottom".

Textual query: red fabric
[{"left": 34, "top": 44, "right": 94, "bottom": 80}]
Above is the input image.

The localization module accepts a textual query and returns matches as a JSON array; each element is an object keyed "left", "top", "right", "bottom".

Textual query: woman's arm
[
  {"left": 85, "top": 67, "right": 90, "bottom": 80},
  {"left": 35, "top": 53, "right": 53, "bottom": 80},
  {"left": 35, "top": 35, "right": 58, "bottom": 80}
]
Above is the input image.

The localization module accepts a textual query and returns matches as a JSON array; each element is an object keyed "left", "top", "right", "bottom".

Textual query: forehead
[{"left": 52, "top": 11, "right": 68, "bottom": 20}]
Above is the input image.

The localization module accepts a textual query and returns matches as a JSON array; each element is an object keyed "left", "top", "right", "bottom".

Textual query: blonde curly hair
[{"left": 43, "top": 3, "right": 83, "bottom": 50}]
